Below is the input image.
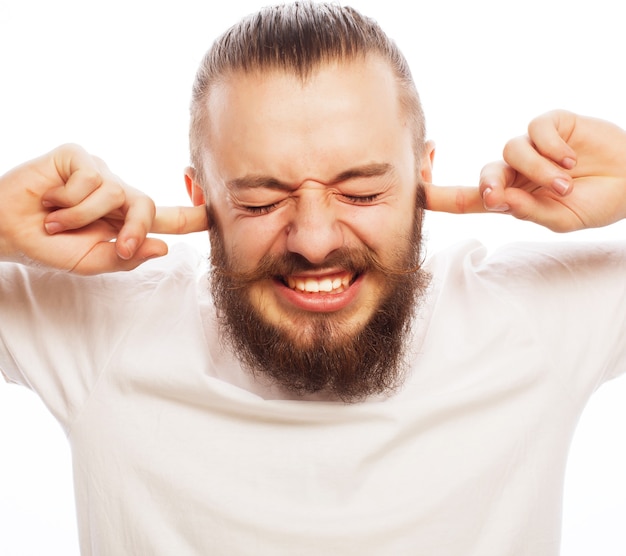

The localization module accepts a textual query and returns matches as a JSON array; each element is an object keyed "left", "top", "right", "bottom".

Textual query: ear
[
  {"left": 419, "top": 140, "right": 436, "bottom": 183},
  {"left": 184, "top": 166, "right": 206, "bottom": 207}
]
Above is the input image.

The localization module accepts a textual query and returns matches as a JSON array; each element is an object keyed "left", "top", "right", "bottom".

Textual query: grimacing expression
[{"left": 187, "top": 56, "right": 435, "bottom": 400}]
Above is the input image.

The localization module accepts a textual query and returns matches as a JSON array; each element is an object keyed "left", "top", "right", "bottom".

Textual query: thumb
[{"left": 424, "top": 183, "right": 485, "bottom": 214}]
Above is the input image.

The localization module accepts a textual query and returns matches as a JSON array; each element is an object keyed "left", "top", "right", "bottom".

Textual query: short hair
[{"left": 189, "top": 1, "right": 425, "bottom": 182}]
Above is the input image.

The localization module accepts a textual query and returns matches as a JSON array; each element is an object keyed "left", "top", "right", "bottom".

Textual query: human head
[
  {"left": 189, "top": 1, "right": 426, "bottom": 184},
  {"left": 186, "top": 2, "right": 432, "bottom": 401}
]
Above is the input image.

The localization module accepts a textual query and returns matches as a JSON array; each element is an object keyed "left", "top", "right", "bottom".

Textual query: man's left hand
[{"left": 426, "top": 110, "right": 626, "bottom": 232}]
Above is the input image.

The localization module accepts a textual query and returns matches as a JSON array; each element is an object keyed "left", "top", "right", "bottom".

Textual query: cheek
[
  {"left": 341, "top": 205, "right": 415, "bottom": 253},
  {"left": 222, "top": 215, "right": 289, "bottom": 270},
  {"left": 217, "top": 196, "right": 418, "bottom": 268}
]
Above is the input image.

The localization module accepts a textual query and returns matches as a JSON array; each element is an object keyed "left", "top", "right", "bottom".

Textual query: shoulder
[
  {"left": 426, "top": 239, "right": 626, "bottom": 290},
  {"left": 0, "top": 242, "right": 205, "bottom": 311}
]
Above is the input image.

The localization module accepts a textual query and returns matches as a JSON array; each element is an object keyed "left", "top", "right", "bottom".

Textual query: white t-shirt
[{"left": 1, "top": 240, "right": 625, "bottom": 555}]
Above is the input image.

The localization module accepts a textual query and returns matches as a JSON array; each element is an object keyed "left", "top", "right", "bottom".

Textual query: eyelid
[
  {"left": 341, "top": 193, "right": 381, "bottom": 204},
  {"left": 232, "top": 189, "right": 289, "bottom": 215},
  {"left": 242, "top": 203, "right": 278, "bottom": 215},
  {"left": 236, "top": 182, "right": 386, "bottom": 214},
  {"left": 239, "top": 199, "right": 287, "bottom": 215}
]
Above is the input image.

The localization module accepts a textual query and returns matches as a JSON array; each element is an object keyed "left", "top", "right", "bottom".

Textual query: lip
[{"left": 273, "top": 272, "right": 364, "bottom": 313}]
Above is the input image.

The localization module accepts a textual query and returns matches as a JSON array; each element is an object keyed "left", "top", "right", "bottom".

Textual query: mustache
[{"left": 211, "top": 244, "right": 424, "bottom": 290}]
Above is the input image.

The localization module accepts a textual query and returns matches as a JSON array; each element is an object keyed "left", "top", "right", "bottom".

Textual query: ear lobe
[{"left": 184, "top": 166, "right": 206, "bottom": 207}]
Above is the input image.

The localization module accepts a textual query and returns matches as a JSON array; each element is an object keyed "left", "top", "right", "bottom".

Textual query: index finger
[
  {"left": 424, "top": 183, "right": 485, "bottom": 214},
  {"left": 152, "top": 205, "right": 209, "bottom": 235}
]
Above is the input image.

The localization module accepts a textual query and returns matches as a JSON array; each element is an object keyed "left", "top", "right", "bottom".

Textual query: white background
[{"left": 1, "top": 0, "right": 625, "bottom": 553}]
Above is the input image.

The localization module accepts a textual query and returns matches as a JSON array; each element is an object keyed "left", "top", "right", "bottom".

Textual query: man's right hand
[{"left": 0, "top": 144, "right": 208, "bottom": 275}]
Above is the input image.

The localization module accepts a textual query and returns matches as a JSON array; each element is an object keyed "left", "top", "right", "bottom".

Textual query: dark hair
[{"left": 189, "top": 2, "right": 425, "bottom": 178}]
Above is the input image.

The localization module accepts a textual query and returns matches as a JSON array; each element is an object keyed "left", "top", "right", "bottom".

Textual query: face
[{"left": 188, "top": 56, "right": 434, "bottom": 400}]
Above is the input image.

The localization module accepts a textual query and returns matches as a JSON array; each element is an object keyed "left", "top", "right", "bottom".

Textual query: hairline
[{"left": 190, "top": 55, "right": 426, "bottom": 190}]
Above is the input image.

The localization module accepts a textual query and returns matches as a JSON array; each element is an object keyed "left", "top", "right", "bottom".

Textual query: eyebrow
[{"left": 226, "top": 163, "right": 394, "bottom": 192}]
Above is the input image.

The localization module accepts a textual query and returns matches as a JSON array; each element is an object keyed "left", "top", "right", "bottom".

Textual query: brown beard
[{"left": 207, "top": 192, "right": 429, "bottom": 402}]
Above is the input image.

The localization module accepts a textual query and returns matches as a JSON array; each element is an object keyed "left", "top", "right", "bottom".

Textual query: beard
[{"left": 208, "top": 190, "right": 430, "bottom": 402}]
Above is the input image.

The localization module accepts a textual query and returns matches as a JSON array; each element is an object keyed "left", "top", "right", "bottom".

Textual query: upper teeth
[{"left": 286, "top": 275, "right": 351, "bottom": 293}]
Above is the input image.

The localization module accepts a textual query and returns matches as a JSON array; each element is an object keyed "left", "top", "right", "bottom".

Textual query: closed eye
[
  {"left": 341, "top": 194, "right": 380, "bottom": 204},
  {"left": 242, "top": 202, "right": 282, "bottom": 215}
]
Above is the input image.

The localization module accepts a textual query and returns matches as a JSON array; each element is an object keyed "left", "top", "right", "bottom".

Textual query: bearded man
[
  {"left": 2, "top": 3, "right": 626, "bottom": 555},
  {"left": 189, "top": 4, "right": 433, "bottom": 401}
]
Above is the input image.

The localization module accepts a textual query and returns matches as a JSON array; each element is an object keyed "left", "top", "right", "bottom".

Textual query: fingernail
[
  {"left": 482, "top": 186, "right": 510, "bottom": 212},
  {"left": 489, "top": 203, "right": 511, "bottom": 213},
  {"left": 124, "top": 238, "right": 138, "bottom": 255},
  {"left": 117, "top": 238, "right": 137, "bottom": 260},
  {"left": 44, "top": 221, "right": 63, "bottom": 234},
  {"left": 553, "top": 177, "right": 571, "bottom": 196},
  {"left": 142, "top": 252, "right": 164, "bottom": 262},
  {"left": 562, "top": 157, "right": 576, "bottom": 170},
  {"left": 41, "top": 200, "right": 55, "bottom": 208}
]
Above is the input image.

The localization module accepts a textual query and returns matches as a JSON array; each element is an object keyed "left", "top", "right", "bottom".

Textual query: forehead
[{"left": 202, "top": 56, "right": 412, "bottom": 183}]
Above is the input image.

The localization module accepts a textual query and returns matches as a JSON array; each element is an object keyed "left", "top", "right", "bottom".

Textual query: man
[{"left": 2, "top": 3, "right": 626, "bottom": 554}]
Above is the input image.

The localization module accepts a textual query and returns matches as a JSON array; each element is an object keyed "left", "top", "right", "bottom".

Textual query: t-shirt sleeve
[
  {"left": 0, "top": 263, "right": 140, "bottom": 429},
  {"left": 470, "top": 240, "right": 626, "bottom": 397},
  {"left": 0, "top": 245, "right": 202, "bottom": 431}
]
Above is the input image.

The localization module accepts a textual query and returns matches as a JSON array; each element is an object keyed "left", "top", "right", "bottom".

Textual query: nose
[{"left": 285, "top": 189, "right": 344, "bottom": 264}]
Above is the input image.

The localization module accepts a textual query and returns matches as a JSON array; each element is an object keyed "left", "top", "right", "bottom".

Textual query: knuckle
[
  {"left": 502, "top": 140, "right": 515, "bottom": 161},
  {"left": 134, "top": 191, "right": 156, "bottom": 217},
  {"left": 527, "top": 118, "right": 541, "bottom": 136},
  {"left": 58, "top": 142, "right": 86, "bottom": 155},
  {"left": 92, "top": 155, "right": 113, "bottom": 172},
  {"left": 502, "top": 136, "right": 528, "bottom": 163},
  {"left": 78, "top": 168, "right": 104, "bottom": 189},
  {"left": 454, "top": 190, "right": 467, "bottom": 214},
  {"left": 104, "top": 182, "right": 126, "bottom": 206},
  {"left": 176, "top": 208, "right": 189, "bottom": 234}
]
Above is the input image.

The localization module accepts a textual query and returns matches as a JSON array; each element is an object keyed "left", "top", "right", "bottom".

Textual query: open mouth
[{"left": 283, "top": 272, "right": 357, "bottom": 294}]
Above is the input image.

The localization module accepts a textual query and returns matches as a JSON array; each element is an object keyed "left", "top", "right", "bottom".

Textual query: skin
[
  {"left": 2, "top": 108, "right": 625, "bottom": 277},
  {"left": 0, "top": 144, "right": 206, "bottom": 274},
  {"left": 185, "top": 56, "right": 435, "bottom": 344},
  {"left": 479, "top": 110, "right": 626, "bottom": 231}
]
